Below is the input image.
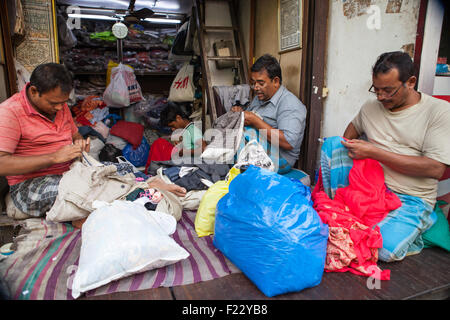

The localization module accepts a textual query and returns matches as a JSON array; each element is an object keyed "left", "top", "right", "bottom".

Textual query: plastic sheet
[
  {"left": 214, "top": 165, "right": 329, "bottom": 297},
  {"left": 122, "top": 137, "right": 150, "bottom": 167}
]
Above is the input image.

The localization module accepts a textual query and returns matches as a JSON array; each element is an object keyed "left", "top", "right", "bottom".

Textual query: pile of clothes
[
  {"left": 70, "top": 94, "right": 155, "bottom": 170},
  {"left": 60, "top": 20, "right": 179, "bottom": 74},
  {"left": 61, "top": 48, "right": 117, "bottom": 73},
  {"left": 148, "top": 160, "right": 232, "bottom": 193},
  {"left": 72, "top": 76, "right": 106, "bottom": 100},
  {"left": 122, "top": 50, "right": 182, "bottom": 73}
]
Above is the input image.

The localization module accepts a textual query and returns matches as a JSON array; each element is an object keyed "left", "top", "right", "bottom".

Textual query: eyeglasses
[
  {"left": 368, "top": 83, "right": 405, "bottom": 98},
  {"left": 250, "top": 82, "right": 266, "bottom": 89}
]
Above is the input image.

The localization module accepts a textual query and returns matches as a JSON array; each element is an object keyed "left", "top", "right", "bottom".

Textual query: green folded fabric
[
  {"left": 423, "top": 201, "right": 450, "bottom": 252},
  {"left": 90, "top": 31, "right": 117, "bottom": 42}
]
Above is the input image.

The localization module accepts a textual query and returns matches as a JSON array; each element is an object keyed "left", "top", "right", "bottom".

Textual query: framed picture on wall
[
  {"left": 15, "top": 0, "right": 59, "bottom": 74},
  {"left": 0, "top": 22, "right": 4, "bottom": 64},
  {"left": 278, "top": 0, "right": 302, "bottom": 52}
]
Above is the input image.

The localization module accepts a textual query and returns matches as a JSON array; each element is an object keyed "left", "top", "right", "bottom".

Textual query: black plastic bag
[{"left": 99, "top": 143, "right": 122, "bottom": 163}]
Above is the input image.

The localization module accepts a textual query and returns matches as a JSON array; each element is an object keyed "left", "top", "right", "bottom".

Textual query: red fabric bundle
[
  {"left": 312, "top": 158, "right": 402, "bottom": 280},
  {"left": 144, "top": 138, "right": 175, "bottom": 174},
  {"left": 110, "top": 120, "right": 144, "bottom": 150}
]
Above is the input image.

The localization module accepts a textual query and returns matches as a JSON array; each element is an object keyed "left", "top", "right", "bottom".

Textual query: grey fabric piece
[
  {"left": 143, "top": 128, "right": 162, "bottom": 146},
  {"left": 194, "top": 164, "right": 231, "bottom": 183},
  {"left": 9, "top": 174, "right": 62, "bottom": 217},
  {"left": 173, "top": 170, "right": 212, "bottom": 191},
  {"left": 106, "top": 134, "right": 128, "bottom": 150},
  {"left": 201, "top": 111, "right": 244, "bottom": 163},
  {"left": 213, "top": 84, "right": 251, "bottom": 112},
  {"left": 213, "top": 109, "right": 243, "bottom": 129},
  {"left": 247, "top": 85, "right": 307, "bottom": 166},
  {"left": 87, "top": 137, "right": 105, "bottom": 162},
  {"left": 149, "top": 160, "right": 231, "bottom": 183}
]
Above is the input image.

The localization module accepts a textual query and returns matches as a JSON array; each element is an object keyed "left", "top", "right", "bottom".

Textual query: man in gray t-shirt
[{"left": 232, "top": 54, "right": 307, "bottom": 169}]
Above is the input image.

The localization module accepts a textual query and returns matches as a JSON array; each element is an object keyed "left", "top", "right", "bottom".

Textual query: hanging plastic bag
[
  {"left": 214, "top": 165, "right": 329, "bottom": 297},
  {"left": 103, "top": 63, "right": 143, "bottom": 107},
  {"left": 106, "top": 60, "right": 119, "bottom": 87},
  {"left": 236, "top": 139, "right": 275, "bottom": 172},
  {"left": 103, "top": 64, "right": 130, "bottom": 107},
  {"left": 194, "top": 167, "right": 240, "bottom": 237},
  {"left": 168, "top": 62, "right": 195, "bottom": 102}
]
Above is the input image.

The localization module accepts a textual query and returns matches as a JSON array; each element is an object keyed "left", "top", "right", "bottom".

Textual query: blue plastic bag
[
  {"left": 214, "top": 165, "right": 328, "bottom": 297},
  {"left": 122, "top": 137, "right": 150, "bottom": 167}
]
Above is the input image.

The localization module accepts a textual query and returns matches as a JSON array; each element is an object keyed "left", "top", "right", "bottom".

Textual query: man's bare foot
[
  {"left": 72, "top": 217, "right": 87, "bottom": 229},
  {"left": 149, "top": 177, "right": 187, "bottom": 197}
]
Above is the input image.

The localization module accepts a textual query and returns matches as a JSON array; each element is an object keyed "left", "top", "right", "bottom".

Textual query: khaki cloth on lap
[{"left": 46, "top": 153, "right": 182, "bottom": 222}]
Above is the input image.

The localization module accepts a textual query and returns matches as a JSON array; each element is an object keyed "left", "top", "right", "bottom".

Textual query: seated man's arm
[
  {"left": 0, "top": 146, "right": 83, "bottom": 176},
  {"left": 72, "top": 131, "right": 90, "bottom": 152},
  {"left": 343, "top": 122, "right": 360, "bottom": 140},
  {"left": 341, "top": 139, "right": 447, "bottom": 180},
  {"left": 244, "top": 111, "right": 294, "bottom": 150}
]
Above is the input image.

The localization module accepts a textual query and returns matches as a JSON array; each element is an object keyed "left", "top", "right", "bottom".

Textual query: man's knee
[
  {"left": 378, "top": 246, "right": 407, "bottom": 262},
  {"left": 377, "top": 220, "right": 420, "bottom": 262}
]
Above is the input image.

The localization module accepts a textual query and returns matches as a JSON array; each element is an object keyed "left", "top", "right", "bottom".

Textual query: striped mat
[{"left": 0, "top": 210, "right": 240, "bottom": 300}]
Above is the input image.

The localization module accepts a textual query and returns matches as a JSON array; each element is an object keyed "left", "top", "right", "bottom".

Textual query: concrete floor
[{"left": 0, "top": 214, "right": 18, "bottom": 247}]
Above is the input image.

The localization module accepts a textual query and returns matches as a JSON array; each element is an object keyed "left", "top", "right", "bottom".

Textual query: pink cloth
[
  {"left": 312, "top": 159, "right": 402, "bottom": 280},
  {"left": 0, "top": 83, "right": 78, "bottom": 185}
]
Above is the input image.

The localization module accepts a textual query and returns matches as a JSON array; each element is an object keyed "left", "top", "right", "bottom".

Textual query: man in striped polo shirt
[
  {"left": 0, "top": 63, "right": 89, "bottom": 218},
  {"left": 0, "top": 63, "right": 187, "bottom": 227}
]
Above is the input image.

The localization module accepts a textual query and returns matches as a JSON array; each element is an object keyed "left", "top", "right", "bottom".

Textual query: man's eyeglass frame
[{"left": 368, "top": 83, "right": 405, "bottom": 98}]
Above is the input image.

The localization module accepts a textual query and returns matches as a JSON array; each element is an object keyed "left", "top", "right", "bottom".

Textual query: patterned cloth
[
  {"left": 0, "top": 210, "right": 239, "bottom": 300},
  {"left": 9, "top": 175, "right": 62, "bottom": 217}
]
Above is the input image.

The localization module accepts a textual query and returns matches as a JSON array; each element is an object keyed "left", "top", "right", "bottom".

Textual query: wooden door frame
[
  {"left": 298, "top": 0, "right": 329, "bottom": 180},
  {"left": 413, "top": 0, "right": 428, "bottom": 87},
  {"left": 0, "top": 0, "right": 18, "bottom": 97}
]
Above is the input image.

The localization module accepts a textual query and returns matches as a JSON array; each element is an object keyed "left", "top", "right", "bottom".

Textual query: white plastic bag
[
  {"left": 71, "top": 200, "right": 189, "bottom": 298},
  {"left": 236, "top": 139, "right": 275, "bottom": 172},
  {"left": 103, "top": 63, "right": 143, "bottom": 107},
  {"left": 168, "top": 62, "right": 195, "bottom": 102}
]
